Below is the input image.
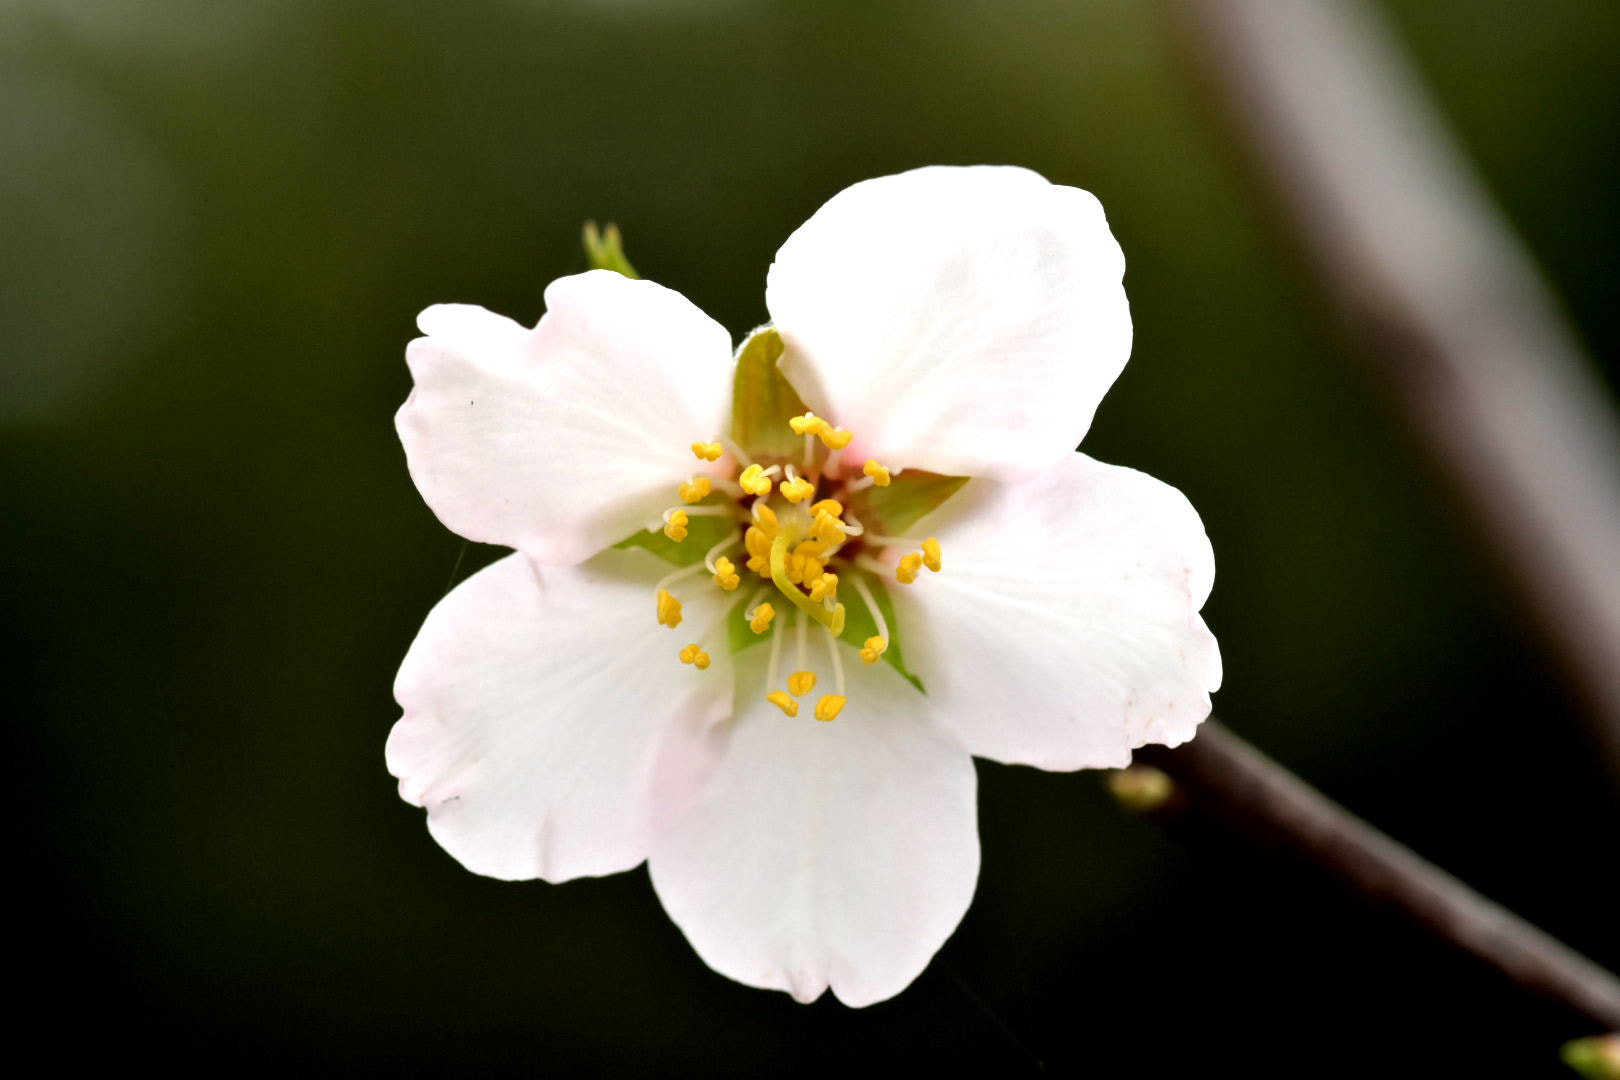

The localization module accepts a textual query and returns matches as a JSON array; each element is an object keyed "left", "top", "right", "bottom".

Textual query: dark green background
[{"left": 7, "top": 1, "right": 1616, "bottom": 1074}]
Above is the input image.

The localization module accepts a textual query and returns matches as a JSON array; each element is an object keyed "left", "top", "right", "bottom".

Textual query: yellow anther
[
  {"left": 678, "top": 476, "right": 712, "bottom": 504},
  {"left": 739, "top": 464, "right": 774, "bottom": 497},
  {"left": 748, "top": 602, "right": 776, "bottom": 634},
  {"left": 712, "top": 556, "right": 741, "bottom": 591},
  {"left": 662, "top": 511, "right": 689, "bottom": 542},
  {"left": 744, "top": 527, "right": 769, "bottom": 559},
  {"left": 809, "top": 498, "right": 844, "bottom": 519},
  {"left": 794, "top": 538, "right": 830, "bottom": 559},
  {"left": 818, "top": 427, "right": 853, "bottom": 450},
  {"left": 753, "top": 502, "right": 779, "bottom": 530},
  {"left": 789, "top": 412, "right": 829, "bottom": 436},
  {"left": 691, "top": 441, "right": 724, "bottom": 462},
  {"left": 896, "top": 552, "right": 923, "bottom": 585},
  {"left": 787, "top": 670, "right": 817, "bottom": 697},
  {"left": 809, "top": 510, "right": 846, "bottom": 544},
  {"left": 780, "top": 475, "right": 816, "bottom": 503},
  {"left": 808, "top": 572, "right": 839, "bottom": 603},
  {"left": 769, "top": 531, "right": 848, "bottom": 636},
  {"left": 655, "top": 588, "right": 683, "bottom": 627},
  {"left": 860, "top": 636, "right": 888, "bottom": 665},
  {"left": 862, "top": 459, "right": 892, "bottom": 487},
  {"left": 814, "top": 695, "right": 847, "bottom": 722},
  {"left": 766, "top": 689, "right": 799, "bottom": 717},
  {"left": 796, "top": 553, "right": 826, "bottom": 585},
  {"left": 922, "top": 537, "right": 942, "bottom": 573},
  {"left": 678, "top": 643, "right": 711, "bottom": 670}
]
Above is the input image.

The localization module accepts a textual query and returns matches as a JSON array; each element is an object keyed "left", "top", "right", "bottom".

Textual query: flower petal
[
  {"left": 397, "top": 271, "right": 735, "bottom": 565},
  {"left": 648, "top": 658, "right": 978, "bottom": 1007},
  {"left": 388, "top": 548, "right": 735, "bottom": 882},
  {"left": 766, "top": 166, "right": 1131, "bottom": 480},
  {"left": 890, "top": 453, "right": 1220, "bottom": 770}
]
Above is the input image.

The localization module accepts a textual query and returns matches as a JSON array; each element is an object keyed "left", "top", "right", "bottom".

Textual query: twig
[
  {"left": 1173, "top": 0, "right": 1620, "bottom": 775},
  {"left": 1135, "top": 722, "right": 1620, "bottom": 1028}
]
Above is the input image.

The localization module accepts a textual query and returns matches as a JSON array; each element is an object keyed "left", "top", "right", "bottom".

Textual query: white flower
[{"left": 388, "top": 165, "right": 1221, "bottom": 1006}]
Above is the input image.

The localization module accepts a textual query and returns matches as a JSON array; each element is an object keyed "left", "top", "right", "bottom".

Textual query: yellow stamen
[
  {"left": 790, "top": 551, "right": 825, "bottom": 585},
  {"left": 794, "top": 538, "right": 830, "bottom": 559},
  {"left": 691, "top": 441, "right": 723, "bottom": 462},
  {"left": 814, "top": 694, "right": 847, "bottom": 722},
  {"left": 678, "top": 643, "right": 710, "bottom": 670},
  {"left": 739, "top": 464, "right": 774, "bottom": 497},
  {"left": 789, "top": 412, "right": 829, "bottom": 437},
  {"left": 809, "top": 510, "right": 846, "bottom": 544},
  {"left": 862, "top": 459, "right": 892, "bottom": 486},
  {"left": 769, "top": 531, "right": 847, "bottom": 636},
  {"left": 780, "top": 475, "right": 815, "bottom": 503},
  {"left": 896, "top": 552, "right": 923, "bottom": 584},
  {"left": 678, "top": 476, "right": 712, "bottom": 504},
  {"left": 787, "top": 670, "right": 817, "bottom": 697},
  {"left": 655, "top": 588, "right": 683, "bottom": 627},
  {"left": 712, "top": 556, "right": 741, "bottom": 591},
  {"left": 818, "top": 427, "right": 853, "bottom": 450},
  {"left": 860, "top": 635, "right": 887, "bottom": 665},
  {"left": 753, "top": 502, "right": 779, "bottom": 530},
  {"left": 749, "top": 602, "right": 776, "bottom": 634},
  {"left": 766, "top": 689, "right": 799, "bottom": 717},
  {"left": 922, "top": 537, "right": 942, "bottom": 573},
  {"left": 808, "top": 572, "right": 839, "bottom": 603},
  {"left": 662, "top": 510, "right": 689, "bottom": 542},
  {"left": 809, "top": 498, "right": 843, "bottom": 519}
]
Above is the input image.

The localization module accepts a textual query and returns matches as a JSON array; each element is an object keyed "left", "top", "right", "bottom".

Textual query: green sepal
[
  {"left": 613, "top": 494, "right": 733, "bottom": 567},
  {"left": 838, "top": 569, "right": 925, "bottom": 693},
  {"left": 724, "top": 570, "right": 924, "bottom": 693},
  {"left": 730, "top": 327, "right": 811, "bottom": 463},
  {"left": 726, "top": 592, "right": 759, "bottom": 657},
  {"left": 860, "top": 470, "right": 969, "bottom": 536},
  {"left": 582, "top": 220, "right": 639, "bottom": 278}
]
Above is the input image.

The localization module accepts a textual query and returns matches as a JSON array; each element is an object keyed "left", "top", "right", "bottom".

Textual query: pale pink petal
[
  {"left": 766, "top": 166, "right": 1131, "bottom": 480},
  {"left": 648, "top": 658, "right": 977, "bottom": 1007},
  {"left": 388, "top": 548, "right": 735, "bottom": 882},
  {"left": 397, "top": 271, "right": 735, "bottom": 565},
  {"left": 889, "top": 453, "right": 1220, "bottom": 770}
]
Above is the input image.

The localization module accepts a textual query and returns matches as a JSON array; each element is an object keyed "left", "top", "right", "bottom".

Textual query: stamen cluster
[{"left": 649, "top": 411, "right": 944, "bottom": 721}]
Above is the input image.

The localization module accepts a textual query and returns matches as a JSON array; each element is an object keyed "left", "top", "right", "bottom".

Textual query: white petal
[
  {"left": 648, "top": 657, "right": 978, "bottom": 1007},
  {"left": 397, "top": 271, "right": 735, "bottom": 565},
  {"left": 767, "top": 166, "right": 1131, "bottom": 480},
  {"left": 388, "top": 548, "right": 735, "bottom": 882},
  {"left": 891, "top": 453, "right": 1221, "bottom": 770}
]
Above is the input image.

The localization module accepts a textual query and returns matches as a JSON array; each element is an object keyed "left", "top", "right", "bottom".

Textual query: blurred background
[{"left": 6, "top": 0, "right": 1616, "bottom": 1073}]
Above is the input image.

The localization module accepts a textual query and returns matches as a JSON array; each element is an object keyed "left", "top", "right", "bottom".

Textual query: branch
[
  {"left": 1135, "top": 722, "right": 1620, "bottom": 1028},
  {"left": 1173, "top": 0, "right": 1620, "bottom": 774}
]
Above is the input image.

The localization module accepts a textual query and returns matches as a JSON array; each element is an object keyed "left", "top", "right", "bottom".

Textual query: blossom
[{"left": 388, "top": 165, "right": 1221, "bottom": 1006}]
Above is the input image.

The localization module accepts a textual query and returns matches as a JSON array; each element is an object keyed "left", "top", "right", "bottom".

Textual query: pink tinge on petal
[
  {"left": 649, "top": 658, "right": 977, "bottom": 1007},
  {"left": 891, "top": 452, "right": 1220, "bottom": 771},
  {"left": 389, "top": 549, "right": 734, "bottom": 882},
  {"left": 396, "top": 271, "right": 734, "bottom": 564},
  {"left": 767, "top": 165, "right": 1132, "bottom": 481}
]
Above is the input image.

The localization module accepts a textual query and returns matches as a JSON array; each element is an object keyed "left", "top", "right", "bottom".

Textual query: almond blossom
[{"left": 388, "top": 165, "right": 1221, "bottom": 1006}]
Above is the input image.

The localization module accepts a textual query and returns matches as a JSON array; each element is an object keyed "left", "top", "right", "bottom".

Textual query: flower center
[{"left": 646, "top": 411, "right": 943, "bottom": 722}]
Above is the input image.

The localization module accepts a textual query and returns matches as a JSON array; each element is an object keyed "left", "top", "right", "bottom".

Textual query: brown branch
[
  {"left": 1135, "top": 722, "right": 1620, "bottom": 1028},
  {"left": 1173, "top": 0, "right": 1620, "bottom": 774}
]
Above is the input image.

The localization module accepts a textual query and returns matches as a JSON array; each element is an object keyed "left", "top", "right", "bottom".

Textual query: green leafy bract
[{"left": 729, "top": 327, "right": 810, "bottom": 462}]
